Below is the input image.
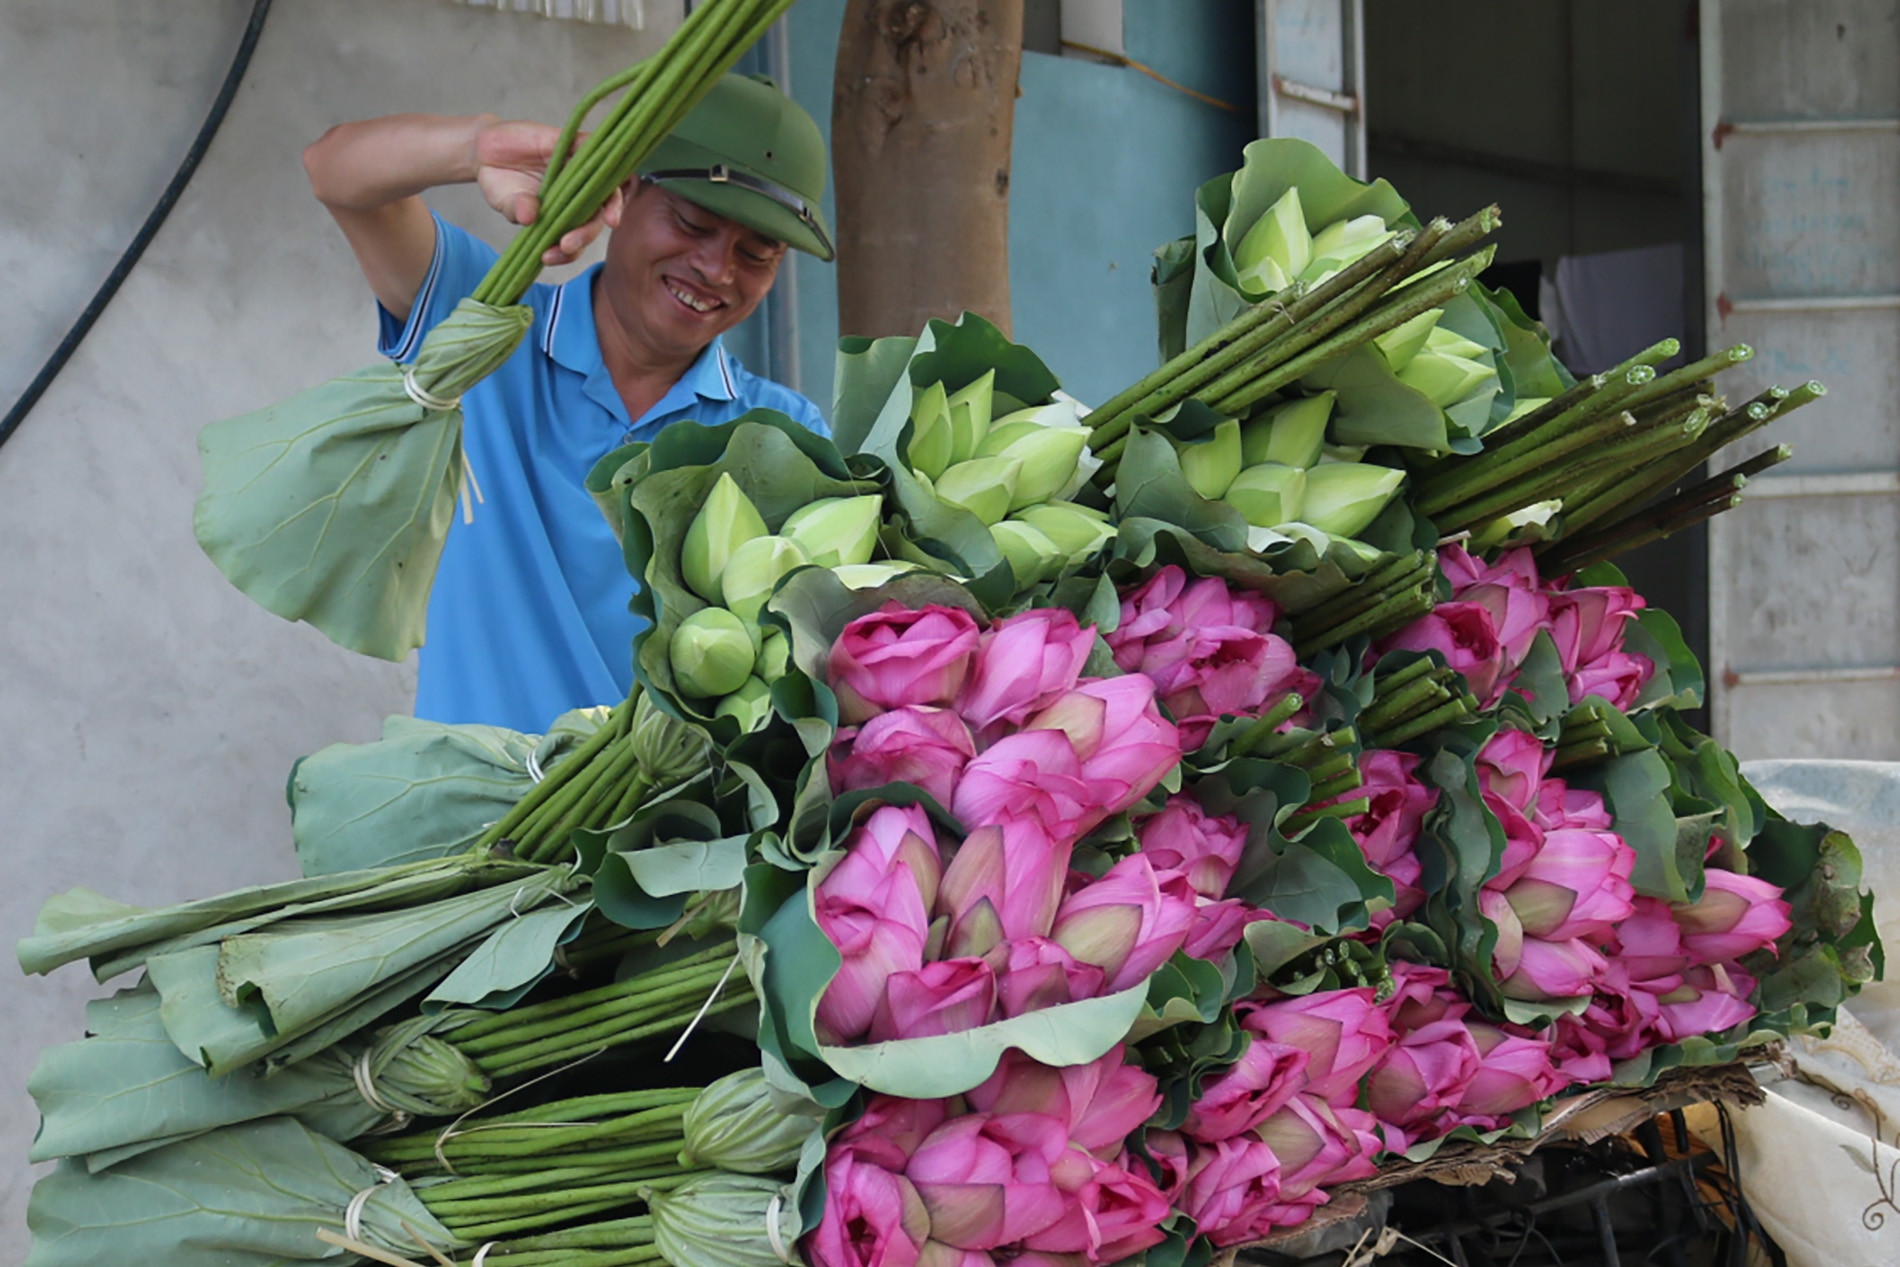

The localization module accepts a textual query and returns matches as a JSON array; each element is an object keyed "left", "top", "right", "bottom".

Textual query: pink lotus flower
[
  {"left": 870, "top": 957, "right": 1000, "bottom": 1042},
  {"left": 1253, "top": 1093, "right": 1383, "bottom": 1198},
  {"left": 1570, "top": 652, "right": 1654, "bottom": 710},
  {"left": 993, "top": 937, "right": 1106, "bottom": 1017},
  {"left": 1365, "top": 1015, "right": 1483, "bottom": 1151},
  {"left": 1499, "top": 935, "right": 1608, "bottom": 1002},
  {"left": 1026, "top": 676, "right": 1182, "bottom": 823},
  {"left": 914, "top": 1245, "right": 993, "bottom": 1267},
  {"left": 1673, "top": 870, "right": 1793, "bottom": 963},
  {"left": 1548, "top": 1011, "right": 1615, "bottom": 1087},
  {"left": 831, "top": 707, "right": 977, "bottom": 808},
  {"left": 1181, "top": 897, "right": 1261, "bottom": 961},
  {"left": 1532, "top": 779, "right": 1614, "bottom": 832},
  {"left": 936, "top": 822, "right": 1071, "bottom": 957},
  {"left": 1475, "top": 728, "right": 1551, "bottom": 816},
  {"left": 1139, "top": 1129, "right": 1191, "bottom": 1203},
  {"left": 840, "top": 1095, "right": 954, "bottom": 1162},
  {"left": 815, "top": 806, "right": 943, "bottom": 1044},
  {"left": 1180, "top": 1034, "right": 1311, "bottom": 1142},
  {"left": 965, "top": 1047, "right": 1161, "bottom": 1160},
  {"left": 1546, "top": 586, "right": 1653, "bottom": 708},
  {"left": 806, "top": 1141, "right": 933, "bottom": 1267},
  {"left": 1482, "top": 888, "right": 1525, "bottom": 980},
  {"left": 1019, "top": 1156, "right": 1170, "bottom": 1261},
  {"left": 1050, "top": 853, "right": 1198, "bottom": 992},
  {"left": 1376, "top": 601, "right": 1507, "bottom": 707},
  {"left": 1612, "top": 898, "right": 1693, "bottom": 983},
  {"left": 831, "top": 604, "right": 983, "bottom": 724},
  {"left": 1176, "top": 1135, "right": 1285, "bottom": 1247},
  {"left": 905, "top": 1113, "right": 1081, "bottom": 1250},
  {"left": 1240, "top": 987, "right": 1395, "bottom": 1107},
  {"left": 1497, "top": 827, "right": 1636, "bottom": 941},
  {"left": 1106, "top": 566, "right": 1315, "bottom": 750},
  {"left": 1651, "top": 962, "right": 1759, "bottom": 1041},
  {"left": 1135, "top": 798, "right": 1249, "bottom": 899},
  {"left": 956, "top": 608, "right": 1095, "bottom": 736},
  {"left": 1454, "top": 1022, "right": 1568, "bottom": 1122},
  {"left": 952, "top": 730, "right": 1096, "bottom": 842},
  {"left": 1442, "top": 545, "right": 1551, "bottom": 665},
  {"left": 1488, "top": 798, "right": 1546, "bottom": 892},
  {"left": 1337, "top": 750, "right": 1436, "bottom": 924}
]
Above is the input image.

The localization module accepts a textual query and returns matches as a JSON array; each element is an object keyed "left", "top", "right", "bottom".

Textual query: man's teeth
[{"left": 668, "top": 282, "right": 717, "bottom": 313}]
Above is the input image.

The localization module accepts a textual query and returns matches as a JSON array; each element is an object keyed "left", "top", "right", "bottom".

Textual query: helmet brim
[{"left": 660, "top": 176, "right": 835, "bottom": 263}]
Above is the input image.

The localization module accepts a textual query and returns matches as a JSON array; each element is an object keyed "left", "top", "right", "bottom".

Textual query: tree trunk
[{"left": 832, "top": 0, "right": 1024, "bottom": 338}]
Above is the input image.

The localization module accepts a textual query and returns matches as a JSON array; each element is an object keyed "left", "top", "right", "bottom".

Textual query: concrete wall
[{"left": 0, "top": 0, "right": 665, "bottom": 1252}]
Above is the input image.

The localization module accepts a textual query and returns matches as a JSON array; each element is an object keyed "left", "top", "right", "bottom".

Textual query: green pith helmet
[{"left": 639, "top": 73, "right": 834, "bottom": 261}]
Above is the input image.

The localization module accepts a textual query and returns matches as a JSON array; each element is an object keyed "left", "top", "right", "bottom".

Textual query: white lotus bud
[
  {"left": 933, "top": 455, "right": 1022, "bottom": 526},
  {"left": 1399, "top": 350, "right": 1496, "bottom": 408},
  {"left": 1240, "top": 393, "right": 1334, "bottom": 469},
  {"left": 682, "top": 473, "right": 768, "bottom": 605},
  {"left": 721, "top": 535, "right": 810, "bottom": 625},
  {"left": 946, "top": 369, "right": 996, "bottom": 464},
  {"left": 1373, "top": 309, "right": 1443, "bottom": 372},
  {"left": 1301, "top": 214, "right": 1397, "bottom": 283},
  {"left": 1233, "top": 186, "right": 1312, "bottom": 296},
  {"left": 1178, "top": 419, "right": 1243, "bottom": 500},
  {"left": 991, "top": 519, "right": 1063, "bottom": 586},
  {"left": 1224, "top": 462, "right": 1306, "bottom": 528},
  {"left": 1299, "top": 462, "right": 1406, "bottom": 537},
  {"left": 1012, "top": 502, "right": 1115, "bottom": 562},
  {"left": 715, "top": 677, "right": 775, "bottom": 733},
  {"left": 670, "top": 607, "right": 757, "bottom": 699},
  {"left": 781, "top": 494, "right": 883, "bottom": 568},
  {"left": 908, "top": 380, "right": 954, "bottom": 479}
]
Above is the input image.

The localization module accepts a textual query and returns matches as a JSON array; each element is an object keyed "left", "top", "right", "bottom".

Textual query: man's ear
[{"left": 602, "top": 179, "right": 636, "bottom": 229}]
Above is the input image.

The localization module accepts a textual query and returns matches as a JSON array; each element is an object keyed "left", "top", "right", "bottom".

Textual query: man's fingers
[{"left": 513, "top": 191, "right": 540, "bottom": 226}]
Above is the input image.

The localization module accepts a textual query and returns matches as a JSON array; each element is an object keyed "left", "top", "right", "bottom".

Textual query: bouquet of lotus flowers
[{"left": 20, "top": 135, "right": 1881, "bottom": 1267}]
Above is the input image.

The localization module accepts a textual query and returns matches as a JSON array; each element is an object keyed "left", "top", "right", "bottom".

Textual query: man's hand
[{"left": 473, "top": 119, "right": 621, "bottom": 268}]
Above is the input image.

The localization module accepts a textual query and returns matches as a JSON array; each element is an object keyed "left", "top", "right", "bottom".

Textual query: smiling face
[{"left": 596, "top": 180, "right": 787, "bottom": 369}]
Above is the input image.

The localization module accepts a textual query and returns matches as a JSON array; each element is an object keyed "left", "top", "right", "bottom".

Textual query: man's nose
[{"left": 689, "top": 229, "right": 743, "bottom": 284}]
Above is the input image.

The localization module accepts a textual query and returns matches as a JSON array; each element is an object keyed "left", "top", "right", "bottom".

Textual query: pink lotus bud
[
  {"left": 966, "top": 1046, "right": 1160, "bottom": 1159},
  {"left": 1254, "top": 1093, "right": 1383, "bottom": 1199},
  {"left": 1548, "top": 1012, "right": 1614, "bottom": 1088},
  {"left": 1364, "top": 1016, "right": 1483, "bottom": 1145},
  {"left": 1441, "top": 544, "right": 1551, "bottom": 667},
  {"left": 937, "top": 822, "right": 1072, "bottom": 955},
  {"left": 905, "top": 1113, "right": 1078, "bottom": 1250},
  {"left": 952, "top": 729, "right": 1096, "bottom": 842},
  {"left": 1500, "top": 827, "right": 1636, "bottom": 941},
  {"left": 1177, "top": 1135, "right": 1285, "bottom": 1247},
  {"left": 1569, "top": 653, "right": 1655, "bottom": 710},
  {"left": 1340, "top": 751, "right": 1436, "bottom": 872},
  {"left": 1546, "top": 585, "right": 1644, "bottom": 676},
  {"left": 1181, "top": 897, "right": 1261, "bottom": 961},
  {"left": 1028, "top": 676, "right": 1182, "bottom": 821},
  {"left": 1486, "top": 797, "right": 1546, "bottom": 891},
  {"left": 831, "top": 707, "right": 978, "bottom": 808},
  {"left": 993, "top": 936, "right": 1106, "bottom": 1016},
  {"left": 915, "top": 1244, "right": 995, "bottom": 1267},
  {"left": 840, "top": 1094, "right": 954, "bottom": 1163},
  {"left": 1482, "top": 888, "right": 1525, "bottom": 980},
  {"left": 1476, "top": 728, "right": 1551, "bottom": 816},
  {"left": 1135, "top": 797, "right": 1249, "bottom": 899},
  {"left": 1383, "top": 962, "right": 1467, "bottom": 1032},
  {"left": 815, "top": 806, "right": 943, "bottom": 1044},
  {"left": 1020, "top": 1156, "right": 1171, "bottom": 1261},
  {"left": 1139, "top": 1130, "right": 1191, "bottom": 1203},
  {"left": 1240, "top": 987, "right": 1395, "bottom": 1107},
  {"left": 1455, "top": 1022, "right": 1568, "bottom": 1120},
  {"left": 1180, "top": 1034, "right": 1311, "bottom": 1142},
  {"left": 1652, "top": 962, "right": 1759, "bottom": 1042},
  {"left": 1673, "top": 869, "right": 1792, "bottom": 963},
  {"left": 1376, "top": 601, "right": 1506, "bottom": 707},
  {"left": 1499, "top": 935, "right": 1607, "bottom": 1001},
  {"left": 831, "top": 604, "right": 982, "bottom": 725},
  {"left": 1533, "top": 779, "right": 1613, "bottom": 832},
  {"left": 1050, "top": 854, "right": 1198, "bottom": 992},
  {"left": 955, "top": 608, "right": 1095, "bottom": 735},
  {"left": 870, "top": 956, "right": 1000, "bottom": 1042},
  {"left": 806, "top": 1142, "right": 933, "bottom": 1267},
  {"left": 1612, "top": 897, "right": 1693, "bottom": 982}
]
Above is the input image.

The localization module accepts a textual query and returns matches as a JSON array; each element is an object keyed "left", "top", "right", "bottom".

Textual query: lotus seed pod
[
  {"left": 682, "top": 473, "right": 768, "bottom": 604},
  {"left": 1299, "top": 462, "right": 1406, "bottom": 538},
  {"left": 670, "top": 607, "right": 757, "bottom": 699},
  {"left": 781, "top": 495, "right": 883, "bottom": 568},
  {"left": 1224, "top": 462, "right": 1307, "bottom": 528}
]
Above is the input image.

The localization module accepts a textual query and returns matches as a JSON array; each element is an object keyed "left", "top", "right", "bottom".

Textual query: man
[{"left": 302, "top": 74, "right": 833, "bottom": 733}]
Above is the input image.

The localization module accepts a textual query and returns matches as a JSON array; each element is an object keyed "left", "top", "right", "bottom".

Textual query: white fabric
[
  {"left": 1704, "top": 760, "right": 1900, "bottom": 1265},
  {"left": 1537, "top": 244, "right": 1684, "bottom": 376},
  {"left": 447, "top": 0, "right": 651, "bottom": 27}
]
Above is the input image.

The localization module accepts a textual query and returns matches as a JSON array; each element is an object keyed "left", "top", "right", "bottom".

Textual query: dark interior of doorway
[{"left": 1362, "top": 0, "right": 1709, "bottom": 724}]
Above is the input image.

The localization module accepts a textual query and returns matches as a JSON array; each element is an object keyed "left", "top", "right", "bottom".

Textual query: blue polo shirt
[{"left": 380, "top": 215, "right": 828, "bottom": 733}]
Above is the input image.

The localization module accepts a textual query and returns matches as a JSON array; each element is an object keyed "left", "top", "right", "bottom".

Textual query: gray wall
[{"left": 0, "top": 0, "right": 665, "bottom": 1252}]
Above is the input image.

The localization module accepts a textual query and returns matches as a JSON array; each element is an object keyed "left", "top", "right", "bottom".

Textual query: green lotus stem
[
  {"left": 1371, "top": 653, "right": 1439, "bottom": 699},
  {"left": 1543, "top": 450, "right": 1781, "bottom": 575},
  {"left": 487, "top": 1249, "right": 663, "bottom": 1267},
  {"left": 427, "top": 1171, "right": 702, "bottom": 1238},
  {"left": 1225, "top": 692, "right": 1310, "bottom": 756},
  {"left": 1285, "top": 797, "right": 1371, "bottom": 832},
  {"left": 1368, "top": 697, "right": 1473, "bottom": 748},
  {"left": 1416, "top": 408, "right": 1643, "bottom": 516},
  {"left": 490, "top": 1215, "right": 655, "bottom": 1251},
  {"left": 437, "top": 1195, "right": 652, "bottom": 1242},
  {"left": 423, "top": 1148, "right": 686, "bottom": 1179},
  {"left": 423, "top": 1153, "right": 685, "bottom": 1203},
  {"left": 1295, "top": 583, "right": 1435, "bottom": 657},
  {"left": 1291, "top": 559, "right": 1436, "bottom": 642},
  {"left": 477, "top": 989, "right": 755, "bottom": 1079},
  {"left": 1620, "top": 344, "right": 1753, "bottom": 413},
  {"left": 1361, "top": 674, "right": 1452, "bottom": 731},
  {"left": 456, "top": 964, "right": 741, "bottom": 1060},
  {"left": 1549, "top": 737, "right": 1614, "bottom": 770},
  {"left": 1548, "top": 489, "right": 1750, "bottom": 575},
  {"left": 1420, "top": 366, "right": 1654, "bottom": 506},
  {"left": 1308, "top": 769, "right": 1364, "bottom": 802},
  {"left": 446, "top": 942, "right": 737, "bottom": 1043},
  {"left": 512, "top": 740, "right": 640, "bottom": 860},
  {"left": 1208, "top": 247, "right": 1497, "bottom": 417},
  {"left": 377, "top": 1113, "right": 690, "bottom": 1171},
  {"left": 1440, "top": 407, "right": 1711, "bottom": 535},
  {"left": 1296, "top": 551, "right": 1430, "bottom": 627},
  {"left": 1302, "top": 746, "right": 1358, "bottom": 783},
  {"left": 1476, "top": 373, "right": 1608, "bottom": 452},
  {"left": 476, "top": 695, "right": 635, "bottom": 852}
]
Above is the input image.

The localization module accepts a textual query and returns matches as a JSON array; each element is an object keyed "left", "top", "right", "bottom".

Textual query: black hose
[{"left": 0, "top": 0, "right": 274, "bottom": 454}]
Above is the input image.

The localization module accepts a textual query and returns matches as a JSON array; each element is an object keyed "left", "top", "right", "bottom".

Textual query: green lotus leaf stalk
[
  {"left": 1241, "top": 391, "right": 1334, "bottom": 469},
  {"left": 1224, "top": 462, "right": 1307, "bottom": 527},
  {"left": 1299, "top": 462, "right": 1407, "bottom": 537},
  {"left": 670, "top": 608, "right": 756, "bottom": 698},
  {"left": 781, "top": 494, "right": 884, "bottom": 568},
  {"left": 722, "top": 536, "right": 810, "bottom": 624},
  {"left": 933, "top": 455, "right": 1022, "bottom": 526},
  {"left": 682, "top": 472, "right": 768, "bottom": 604},
  {"left": 679, "top": 1068, "right": 824, "bottom": 1174},
  {"left": 1177, "top": 418, "right": 1243, "bottom": 500}
]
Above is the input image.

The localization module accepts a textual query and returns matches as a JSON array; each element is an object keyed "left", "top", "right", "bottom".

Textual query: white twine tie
[
  {"left": 343, "top": 1164, "right": 400, "bottom": 1242},
  {"left": 351, "top": 1048, "right": 413, "bottom": 1130},
  {"left": 471, "top": 1244, "right": 498, "bottom": 1267},
  {"left": 401, "top": 364, "right": 461, "bottom": 413},
  {"left": 765, "top": 1192, "right": 794, "bottom": 1264}
]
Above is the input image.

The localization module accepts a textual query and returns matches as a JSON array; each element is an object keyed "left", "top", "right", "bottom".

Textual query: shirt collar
[{"left": 543, "top": 267, "right": 739, "bottom": 406}]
